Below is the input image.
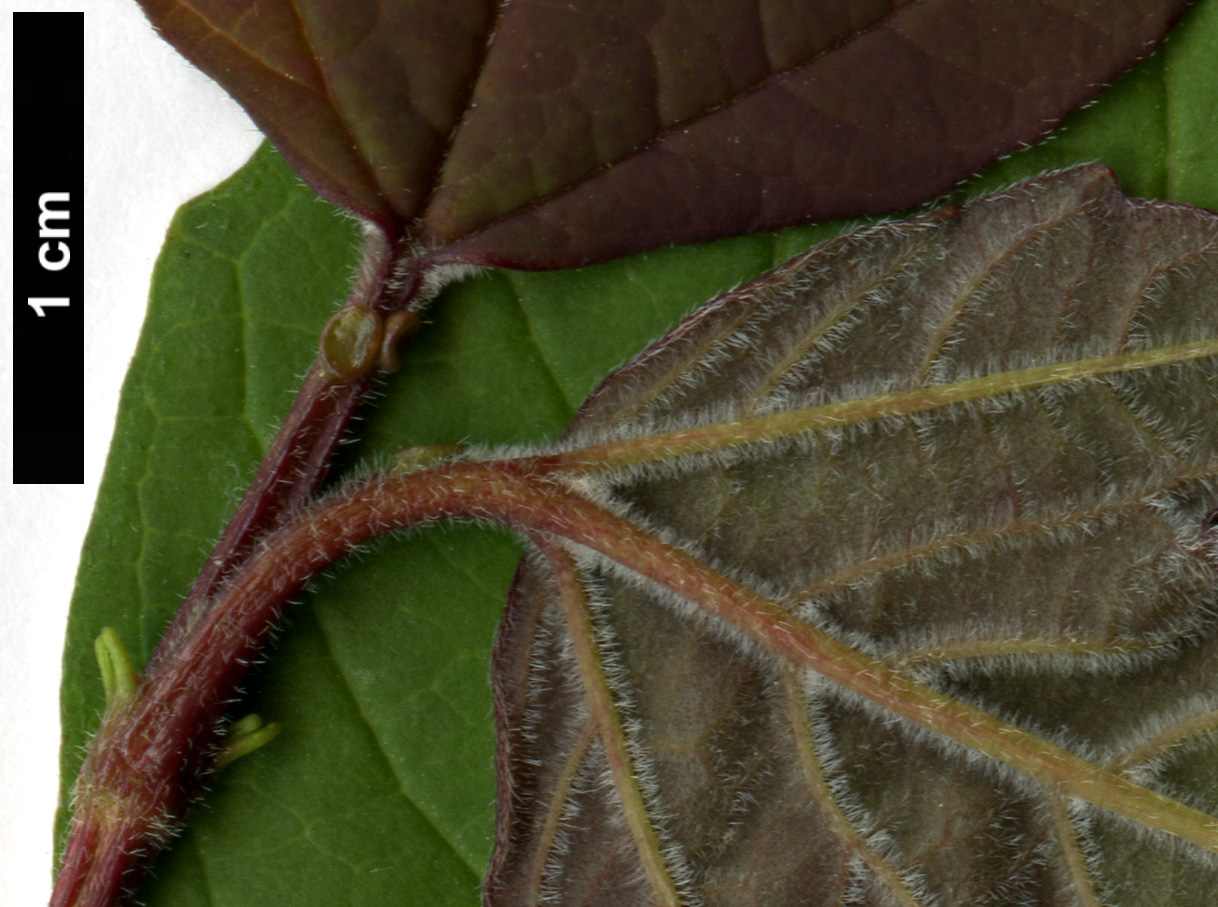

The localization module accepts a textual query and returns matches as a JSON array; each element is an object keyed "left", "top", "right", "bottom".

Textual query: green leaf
[{"left": 59, "top": 2, "right": 1217, "bottom": 905}]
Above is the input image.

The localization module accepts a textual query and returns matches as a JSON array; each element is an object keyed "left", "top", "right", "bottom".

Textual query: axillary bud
[{"left": 319, "top": 304, "right": 383, "bottom": 381}]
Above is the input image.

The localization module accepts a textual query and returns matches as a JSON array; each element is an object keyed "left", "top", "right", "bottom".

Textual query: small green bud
[
  {"left": 216, "top": 714, "right": 282, "bottom": 769},
  {"left": 94, "top": 627, "right": 140, "bottom": 711}
]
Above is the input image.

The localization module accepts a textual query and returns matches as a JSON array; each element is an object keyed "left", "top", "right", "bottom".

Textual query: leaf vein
[
  {"left": 741, "top": 230, "right": 939, "bottom": 415},
  {"left": 429, "top": 0, "right": 929, "bottom": 244},
  {"left": 279, "top": 0, "right": 391, "bottom": 217},
  {"left": 913, "top": 202, "right": 1084, "bottom": 387},
  {"left": 313, "top": 622, "right": 483, "bottom": 882},
  {"left": 161, "top": 0, "right": 388, "bottom": 219},
  {"left": 505, "top": 277, "right": 584, "bottom": 417},
  {"left": 796, "top": 461, "right": 1218, "bottom": 605},
  {"left": 414, "top": 0, "right": 513, "bottom": 222},
  {"left": 782, "top": 669, "right": 924, "bottom": 907}
]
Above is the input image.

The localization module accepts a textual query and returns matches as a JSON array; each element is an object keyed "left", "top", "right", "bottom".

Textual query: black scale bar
[{"left": 12, "top": 11, "right": 85, "bottom": 483}]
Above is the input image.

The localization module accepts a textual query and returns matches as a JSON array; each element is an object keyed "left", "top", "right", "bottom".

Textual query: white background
[{"left": 1, "top": 4, "right": 261, "bottom": 904}]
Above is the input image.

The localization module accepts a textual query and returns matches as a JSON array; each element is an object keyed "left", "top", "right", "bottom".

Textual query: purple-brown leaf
[
  {"left": 488, "top": 167, "right": 1218, "bottom": 905},
  {"left": 138, "top": 0, "right": 1194, "bottom": 269}
]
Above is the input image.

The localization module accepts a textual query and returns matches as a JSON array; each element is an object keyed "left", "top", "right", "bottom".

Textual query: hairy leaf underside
[
  {"left": 489, "top": 167, "right": 1218, "bottom": 906},
  {"left": 137, "top": 0, "right": 1192, "bottom": 267}
]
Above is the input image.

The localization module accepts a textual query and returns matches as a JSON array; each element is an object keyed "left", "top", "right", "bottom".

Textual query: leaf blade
[
  {"left": 139, "top": 0, "right": 1195, "bottom": 266},
  {"left": 433, "top": 0, "right": 1200, "bottom": 267},
  {"left": 491, "top": 166, "right": 1218, "bottom": 904}
]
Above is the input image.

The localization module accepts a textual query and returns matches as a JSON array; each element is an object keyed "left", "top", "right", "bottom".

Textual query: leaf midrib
[{"left": 555, "top": 340, "right": 1218, "bottom": 471}]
